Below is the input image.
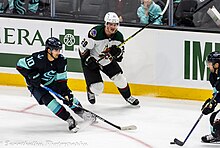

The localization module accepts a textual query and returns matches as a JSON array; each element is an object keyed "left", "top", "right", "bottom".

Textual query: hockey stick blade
[
  {"left": 174, "top": 138, "right": 184, "bottom": 146},
  {"left": 120, "top": 125, "right": 137, "bottom": 131}
]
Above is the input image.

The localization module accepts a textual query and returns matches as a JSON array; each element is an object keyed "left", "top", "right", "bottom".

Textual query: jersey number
[{"left": 26, "top": 57, "right": 35, "bottom": 67}]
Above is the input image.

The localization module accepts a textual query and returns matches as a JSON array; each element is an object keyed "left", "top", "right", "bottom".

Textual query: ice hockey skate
[
  {"left": 201, "top": 134, "right": 220, "bottom": 143},
  {"left": 125, "top": 96, "right": 139, "bottom": 106},
  {"left": 87, "top": 90, "right": 96, "bottom": 104},
  {"left": 66, "top": 116, "right": 80, "bottom": 133}
]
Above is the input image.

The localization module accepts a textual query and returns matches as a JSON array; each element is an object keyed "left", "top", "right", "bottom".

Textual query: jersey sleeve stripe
[{"left": 16, "top": 58, "right": 30, "bottom": 69}]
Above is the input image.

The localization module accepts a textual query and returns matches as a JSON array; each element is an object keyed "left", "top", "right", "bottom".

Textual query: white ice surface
[{"left": 0, "top": 86, "right": 218, "bottom": 148}]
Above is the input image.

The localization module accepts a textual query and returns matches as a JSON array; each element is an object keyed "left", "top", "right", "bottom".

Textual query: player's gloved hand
[
  {"left": 99, "top": 51, "right": 112, "bottom": 60},
  {"left": 213, "top": 87, "right": 218, "bottom": 96},
  {"left": 109, "top": 45, "right": 122, "bottom": 57},
  {"left": 28, "top": 71, "right": 41, "bottom": 88},
  {"left": 85, "top": 56, "right": 99, "bottom": 70},
  {"left": 63, "top": 92, "right": 74, "bottom": 107},
  {"left": 201, "top": 98, "right": 217, "bottom": 115},
  {"left": 116, "top": 55, "right": 123, "bottom": 62}
]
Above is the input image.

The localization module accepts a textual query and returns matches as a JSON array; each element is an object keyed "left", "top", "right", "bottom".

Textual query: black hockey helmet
[
  {"left": 207, "top": 51, "right": 220, "bottom": 64},
  {"left": 45, "top": 37, "right": 62, "bottom": 51}
]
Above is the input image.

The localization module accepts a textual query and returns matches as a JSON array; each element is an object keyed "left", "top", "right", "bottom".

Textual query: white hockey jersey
[{"left": 80, "top": 24, "right": 124, "bottom": 66}]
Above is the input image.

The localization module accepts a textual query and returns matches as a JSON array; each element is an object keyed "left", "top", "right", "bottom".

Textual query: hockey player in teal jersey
[
  {"left": 16, "top": 37, "right": 95, "bottom": 132},
  {"left": 79, "top": 12, "right": 139, "bottom": 106},
  {"left": 201, "top": 51, "right": 220, "bottom": 143}
]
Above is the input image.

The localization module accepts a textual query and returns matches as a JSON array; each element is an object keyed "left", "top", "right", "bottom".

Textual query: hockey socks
[
  {"left": 118, "top": 85, "right": 139, "bottom": 105},
  {"left": 87, "top": 89, "right": 96, "bottom": 104}
]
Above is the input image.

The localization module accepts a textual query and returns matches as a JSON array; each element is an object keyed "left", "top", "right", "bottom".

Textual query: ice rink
[{"left": 0, "top": 85, "right": 218, "bottom": 148}]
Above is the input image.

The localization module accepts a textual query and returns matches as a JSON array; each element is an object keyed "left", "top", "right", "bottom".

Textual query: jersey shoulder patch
[
  {"left": 32, "top": 51, "right": 46, "bottom": 60},
  {"left": 88, "top": 25, "right": 105, "bottom": 40},
  {"left": 89, "top": 29, "right": 97, "bottom": 38}
]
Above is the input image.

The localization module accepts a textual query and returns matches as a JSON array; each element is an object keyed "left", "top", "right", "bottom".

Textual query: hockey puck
[{"left": 170, "top": 142, "right": 175, "bottom": 144}]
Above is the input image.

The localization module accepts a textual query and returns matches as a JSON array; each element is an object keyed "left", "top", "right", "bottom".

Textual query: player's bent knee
[
  {"left": 41, "top": 93, "right": 54, "bottom": 105},
  {"left": 111, "top": 73, "right": 127, "bottom": 88},
  {"left": 90, "top": 82, "right": 104, "bottom": 95},
  {"left": 210, "top": 111, "right": 220, "bottom": 125},
  {"left": 213, "top": 119, "right": 220, "bottom": 137}
]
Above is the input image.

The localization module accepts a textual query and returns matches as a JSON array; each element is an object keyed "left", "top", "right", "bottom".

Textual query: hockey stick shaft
[
  {"left": 117, "top": 15, "right": 163, "bottom": 48},
  {"left": 193, "top": 0, "right": 214, "bottom": 14},
  {"left": 173, "top": 93, "right": 217, "bottom": 146},
  {"left": 117, "top": 0, "right": 170, "bottom": 48},
  {"left": 174, "top": 114, "right": 203, "bottom": 146},
  {"left": 97, "top": 15, "right": 163, "bottom": 63},
  {"left": 40, "top": 84, "right": 137, "bottom": 131}
]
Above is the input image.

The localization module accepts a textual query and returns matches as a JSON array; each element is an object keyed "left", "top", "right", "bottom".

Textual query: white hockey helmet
[{"left": 104, "top": 12, "right": 120, "bottom": 24}]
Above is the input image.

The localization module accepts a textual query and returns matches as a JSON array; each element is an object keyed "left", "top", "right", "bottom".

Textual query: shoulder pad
[
  {"left": 58, "top": 54, "right": 67, "bottom": 60},
  {"left": 32, "top": 51, "right": 45, "bottom": 60},
  {"left": 36, "top": 53, "right": 45, "bottom": 59},
  {"left": 114, "top": 31, "right": 124, "bottom": 42},
  {"left": 59, "top": 54, "right": 64, "bottom": 58}
]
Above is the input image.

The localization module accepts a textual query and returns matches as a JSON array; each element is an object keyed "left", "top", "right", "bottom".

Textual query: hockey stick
[
  {"left": 170, "top": 93, "right": 217, "bottom": 146},
  {"left": 40, "top": 84, "right": 137, "bottom": 131},
  {"left": 97, "top": 0, "right": 170, "bottom": 63},
  {"left": 193, "top": 0, "right": 214, "bottom": 14}
]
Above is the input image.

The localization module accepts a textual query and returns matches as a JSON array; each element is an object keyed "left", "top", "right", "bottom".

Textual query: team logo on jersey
[
  {"left": 90, "top": 29, "right": 97, "bottom": 37},
  {"left": 37, "top": 54, "right": 44, "bottom": 59},
  {"left": 42, "top": 70, "right": 56, "bottom": 81}
]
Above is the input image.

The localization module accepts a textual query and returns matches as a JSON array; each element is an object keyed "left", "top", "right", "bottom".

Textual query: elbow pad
[
  {"left": 214, "top": 78, "right": 220, "bottom": 91},
  {"left": 209, "top": 72, "right": 217, "bottom": 87}
]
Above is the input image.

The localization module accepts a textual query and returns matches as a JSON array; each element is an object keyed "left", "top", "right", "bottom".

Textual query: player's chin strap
[
  {"left": 97, "top": 0, "right": 170, "bottom": 64},
  {"left": 46, "top": 48, "right": 61, "bottom": 60},
  {"left": 40, "top": 84, "right": 137, "bottom": 131},
  {"left": 47, "top": 49, "right": 56, "bottom": 60}
]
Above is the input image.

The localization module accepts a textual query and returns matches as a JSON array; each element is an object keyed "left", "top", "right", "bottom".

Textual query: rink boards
[{"left": 0, "top": 17, "right": 219, "bottom": 101}]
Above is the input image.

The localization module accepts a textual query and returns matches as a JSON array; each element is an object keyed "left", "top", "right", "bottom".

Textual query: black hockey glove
[
  {"left": 201, "top": 98, "right": 217, "bottom": 115},
  {"left": 109, "top": 45, "right": 122, "bottom": 58},
  {"left": 63, "top": 91, "right": 74, "bottom": 107},
  {"left": 28, "top": 71, "right": 41, "bottom": 88},
  {"left": 116, "top": 55, "right": 123, "bottom": 62},
  {"left": 85, "top": 56, "right": 99, "bottom": 70}
]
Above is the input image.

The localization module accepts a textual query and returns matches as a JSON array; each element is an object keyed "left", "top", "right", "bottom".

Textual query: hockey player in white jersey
[
  {"left": 201, "top": 51, "right": 220, "bottom": 143},
  {"left": 79, "top": 12, "right": 139, "bottom": 106}
]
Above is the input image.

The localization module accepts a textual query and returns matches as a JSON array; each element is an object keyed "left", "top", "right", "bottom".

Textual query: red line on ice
[
  {"left": 19, "top": 104, "right": 38, "bottom": 112},
  {"left": 0, "top": 107, "right": 153, "bottom": 148}
]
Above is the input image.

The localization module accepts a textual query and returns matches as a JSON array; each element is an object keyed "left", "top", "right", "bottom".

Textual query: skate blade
[
  {"left": 201, "top": 140, "right": 220, "bottom": 144},
  {"left": 70, "top": 125, "right": 80, "bottom": 133}
]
